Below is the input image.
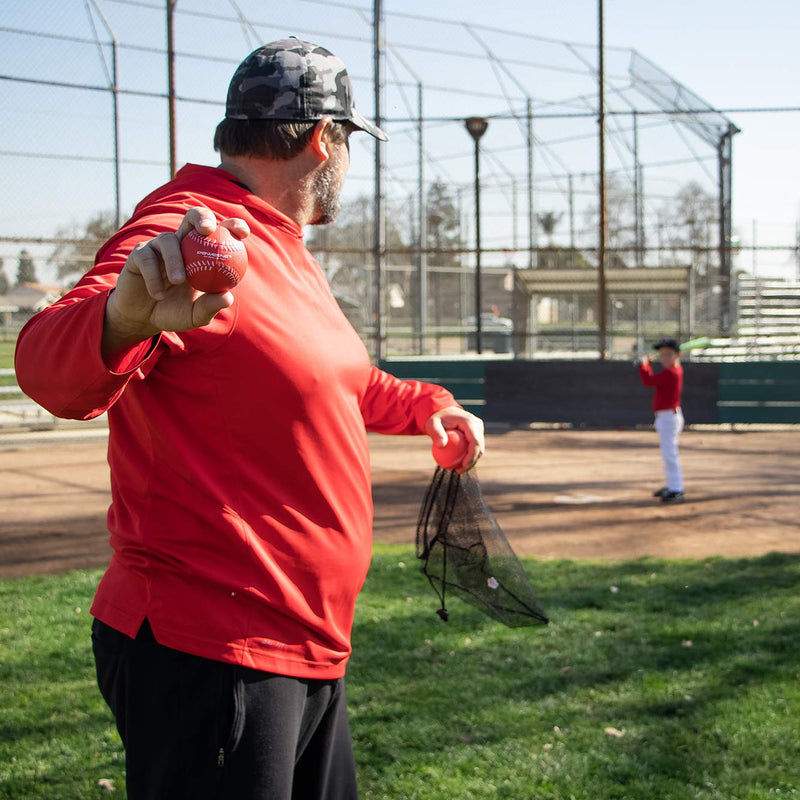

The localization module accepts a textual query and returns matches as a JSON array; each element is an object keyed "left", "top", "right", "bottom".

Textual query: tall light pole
[
  {"left": 597, "top": 0, "right": 608, "bottom": 359},
  {"left": 465, "top": 117, "right": 489, "bottom": 354}
]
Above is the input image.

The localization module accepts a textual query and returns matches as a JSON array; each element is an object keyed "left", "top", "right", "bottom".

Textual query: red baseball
[
  {"left": 432, "top": 429, "right": 468, "bottom": 470},
  {"left": 180, "top": 226, "right": 248, "bottom": 293}
]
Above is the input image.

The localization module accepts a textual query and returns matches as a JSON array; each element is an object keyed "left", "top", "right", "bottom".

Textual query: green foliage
[
  {"left": 49, "top": 212, "right": 120, "bottom": 285},
  {"left": 2, "top": 550, "right": 800, "bottom": 799},
  {"left": 537, "top": 246, "right": 592, "bottom": 270},
  {"left": 537, "top": 210, "right": 564, "bottom": 244},
  {"left": 305, "top": 195, "right": 408, "bottom": 267},
  {"left": 0, "top": 258, "right": 9, "bottom": 294},
  {"left": 427, "top": 181, "right": 462, "bottom": 266},
  {"left": 15, "top": 250, "right": 37, "bottom": 286}
]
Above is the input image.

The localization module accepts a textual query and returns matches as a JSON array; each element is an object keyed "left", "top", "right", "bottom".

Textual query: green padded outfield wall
[
  {"left": 481, "top": 360, "right": 719, "bottom": 426},
  {"left": 378, "top": 359, "right": 486, "bottom": 417},
  {"left": 718, "top": 362, "right": 800, "bottom": 424},
  {"left": 380, "top": 359, "right": 800, "bottom": 426}
]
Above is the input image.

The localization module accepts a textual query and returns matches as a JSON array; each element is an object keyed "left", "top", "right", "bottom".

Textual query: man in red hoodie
[
  {"left": 638, "top": 337, "right": 685, "bottom": 503},
  {"left": 15, "top": 38, "right": 484, "bottom": 800}
]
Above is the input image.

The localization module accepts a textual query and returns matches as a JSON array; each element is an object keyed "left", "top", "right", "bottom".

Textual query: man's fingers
[
  {"left": 457, "top": 426, "right": 485, "bottom": 473},
  {"left": 132, "top": 232, "right": 188, "bottom": 296},
  {"left": 176, "top": 207, "right": 217, "bottom": 241},
  {"left": 427, "top": 416, "right": 448, "bottom": 448},
  {"left": 128, "top": 239, "right": 173, "bottom": 299},
  {"left": 176, "top": 208, "right": 250, "bottom": 241},
  {"left": 155, "top": 231, "right": 187, "bottom": 287},
  {"left": 220, "top": 218, "right": 250, "bottom": 241},
  {"left": 191, "top": 291, "right": 234, "bottom": 327},
  {"left": 455, "top": 416, "right": 485, "bottom": 473},
  {"left": 424, "top": 406, "right": 486, "bottom": 474},
  {"left": 458, "top": 442, "right": 482, "bottom": 473}
]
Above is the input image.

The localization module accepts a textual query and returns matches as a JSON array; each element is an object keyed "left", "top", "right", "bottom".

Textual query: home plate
[{"left": 553, "top": 493, "right": 608, "bottom": 505}]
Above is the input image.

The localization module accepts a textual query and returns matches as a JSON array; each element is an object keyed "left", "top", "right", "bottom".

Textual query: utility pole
[
  {"left": 166, "top": 0, "right": 177, "bottom": 178},
  {"left": 597, "top": 0, "right": 608, "bottom": 359},
  {"left": 373, "top": 0, "right": 385, "bottom": 362}
]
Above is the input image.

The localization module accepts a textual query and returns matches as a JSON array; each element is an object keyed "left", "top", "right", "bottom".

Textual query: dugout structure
[{"left": 513, "top": 265, "right": 693, "bottom": 358}]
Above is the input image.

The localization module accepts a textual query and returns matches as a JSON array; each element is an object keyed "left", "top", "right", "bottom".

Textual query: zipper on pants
[{"left": 217, "top": 666, "right": 245, "bottom": 770}]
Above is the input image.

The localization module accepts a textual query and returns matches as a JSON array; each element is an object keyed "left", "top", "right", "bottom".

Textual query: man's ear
[{"left": 309, "top": 118, "right": 333, "bottom": 162}]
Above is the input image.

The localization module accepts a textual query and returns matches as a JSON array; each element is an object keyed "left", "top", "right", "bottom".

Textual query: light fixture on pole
[{"left": 464, "top": 117, "right": 489, "bottom": 354}]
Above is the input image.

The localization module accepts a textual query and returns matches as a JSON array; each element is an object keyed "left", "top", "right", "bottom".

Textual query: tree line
[
  {"left": 0, "top": 250, "right": 38, "bottom": 294},
  {"left": 2, "top": 179, "right": 721, "bottom": 295}
]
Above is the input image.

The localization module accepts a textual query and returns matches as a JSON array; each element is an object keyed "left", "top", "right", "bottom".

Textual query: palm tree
[{"left": 536, "top": 211, "right": 563, "bottom": 247}]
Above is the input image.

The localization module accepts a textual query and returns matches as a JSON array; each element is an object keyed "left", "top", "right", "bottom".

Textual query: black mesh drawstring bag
[{"left": 416, "top": 466, "right": 549, "bottom": 627}]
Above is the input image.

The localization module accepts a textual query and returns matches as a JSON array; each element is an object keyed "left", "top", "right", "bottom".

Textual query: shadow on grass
[
  {"left": 0, "top": 571, "right": 124, "bottom": 799},
  {"left": 349, "top": 550, "right": 800, "bottom": 799},
  {"left": 3, "top": 556, "right": 799, "bottom": 799}
]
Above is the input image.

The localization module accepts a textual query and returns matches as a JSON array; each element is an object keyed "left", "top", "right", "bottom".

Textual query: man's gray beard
[{"left": 310, "top": 161, "right": 342, "bottom": 226}]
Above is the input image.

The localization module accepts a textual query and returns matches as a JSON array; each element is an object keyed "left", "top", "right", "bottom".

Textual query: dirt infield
[{"left": 1, "top": 426, "right": 799, "bottom": 579}]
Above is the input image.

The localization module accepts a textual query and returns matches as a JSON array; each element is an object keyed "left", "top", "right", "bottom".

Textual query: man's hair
[{"left": 213, "top": 119, "right": 349, "bottom": 160}]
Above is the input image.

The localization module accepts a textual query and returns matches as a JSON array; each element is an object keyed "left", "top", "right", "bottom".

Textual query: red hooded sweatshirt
[{"left": 15, "top": 164, "right": 456, "bottom": 678}]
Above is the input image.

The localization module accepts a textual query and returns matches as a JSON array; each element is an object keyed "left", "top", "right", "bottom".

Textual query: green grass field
[
  {"left": 2, "top": 546, "right": 799, "bottom": 799},
  {"left": 0, "top": 340, "right": 24, "bottom": 400},
  {"left": 0, "top": 341, "right": 15, "bottom": 370}
]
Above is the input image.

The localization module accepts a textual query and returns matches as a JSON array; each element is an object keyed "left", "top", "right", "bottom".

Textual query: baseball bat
[{"left": 679, "top": 336, "right": 710, "bottom": 351}]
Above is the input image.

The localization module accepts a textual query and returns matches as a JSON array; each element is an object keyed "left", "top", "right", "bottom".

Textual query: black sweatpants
[{"left": 91, "top": 619, "right": 358, "bottom": 800}]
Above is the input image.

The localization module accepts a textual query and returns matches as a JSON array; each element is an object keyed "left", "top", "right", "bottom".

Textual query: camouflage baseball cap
[{"left": 225, "top": 38, "right": 388, "bottom": 141}]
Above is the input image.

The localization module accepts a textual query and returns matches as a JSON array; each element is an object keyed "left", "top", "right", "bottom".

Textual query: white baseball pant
[{"left": 654, "top": 408, "right": 684, "bottom": 492}]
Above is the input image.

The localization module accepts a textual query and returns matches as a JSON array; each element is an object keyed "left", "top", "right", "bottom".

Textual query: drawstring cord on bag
[{"left": 434, "top": 468, "right": 461, "bottom": 622}]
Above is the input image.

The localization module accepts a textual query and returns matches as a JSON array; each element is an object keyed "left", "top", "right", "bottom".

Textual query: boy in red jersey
[{"left": 638, "top": 337, "right": 685, "bottom": 503}]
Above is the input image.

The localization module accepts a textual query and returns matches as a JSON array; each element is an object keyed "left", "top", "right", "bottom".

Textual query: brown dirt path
[{"left": 1, "top": 427, "right": 799, "bottom": 579}]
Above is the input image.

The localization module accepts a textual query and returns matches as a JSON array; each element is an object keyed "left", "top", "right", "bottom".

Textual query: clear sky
[
  {"left": 598, "top": 0, "right": 800, "bottom": 275},
  {"left": 2, "top": 0, "right": 799, "bottom": 281},
  {"left": 395, "top": 0, "right": 800, "bottom": 275}
]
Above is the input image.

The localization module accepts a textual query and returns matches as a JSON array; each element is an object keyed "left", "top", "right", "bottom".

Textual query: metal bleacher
[{"left": 692, "top": 276, "right": 800, "bottom": 362}]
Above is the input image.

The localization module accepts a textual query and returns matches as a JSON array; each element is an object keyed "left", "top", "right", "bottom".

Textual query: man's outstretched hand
[
  {"left": 425, "top": 406, "right": 485, "bottom": 473},
  {"left": 102, "top": 207, "right": 249, "bottom": 358}
]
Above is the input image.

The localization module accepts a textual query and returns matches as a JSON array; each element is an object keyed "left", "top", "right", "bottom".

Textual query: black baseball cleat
[
  {"left": 661, "top": 491, "right": 685, "bottom": 504},
  {"left": 652, "top": 487, "right": 668, "bottom": 498}
]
